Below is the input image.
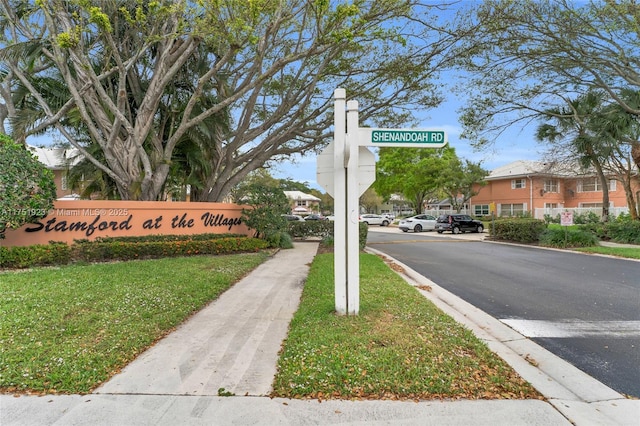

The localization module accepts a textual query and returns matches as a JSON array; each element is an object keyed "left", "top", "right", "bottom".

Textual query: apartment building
[{"left": 471, "top": 160, "right": 639, "bottom": 218}]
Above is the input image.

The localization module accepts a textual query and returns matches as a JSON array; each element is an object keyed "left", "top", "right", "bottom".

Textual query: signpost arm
[
  {"left": 333, "top": 89, "right": 347, "bottom": 315},
  {"left": 346, "top": 100, "right": 360, "bottom": 315}
]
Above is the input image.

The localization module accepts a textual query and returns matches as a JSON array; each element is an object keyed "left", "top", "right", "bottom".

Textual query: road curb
[{"left": 365, "top": 246, "right": 638, "bottom": 425}]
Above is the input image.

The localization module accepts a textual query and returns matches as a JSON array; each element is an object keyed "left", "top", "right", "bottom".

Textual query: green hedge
[
  {"left": 288, "top": 221, "right": 368, "bottom": 250},
  {"left": 490, "top": 218, "right": 547, "bottom": 243},
  {"left": 0, "top": 242, "right": 71, "bottom": 268},
  {"left": 287, "top": 220, "right": 333, "bottom": 239},
  {"left": 0, "top": 234, "right": 268, "bottom": 269}
]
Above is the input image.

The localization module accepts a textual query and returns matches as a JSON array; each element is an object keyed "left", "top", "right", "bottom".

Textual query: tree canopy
[
  {"left": 1, "top": 0, "right": 464, "bottom": 201},
  {"left": 374, "top": 146, "right": 456, "bottom": 214},
  {"left": 456, "top": 0, "right": 640, "bottom": 171}
]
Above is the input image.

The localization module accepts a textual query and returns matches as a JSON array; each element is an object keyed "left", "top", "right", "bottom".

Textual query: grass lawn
[
  {"left": 573, "top": 246, "right": 640, "bottom": 259},
  {"left": 0, "top": 252, "right": 271, "bottom": 394},
  {"left": 271, "top": 253, "right": 541, "bottom": 401},
  {"left": 2, "top": 249, "right": 541, "bottom": 400}
]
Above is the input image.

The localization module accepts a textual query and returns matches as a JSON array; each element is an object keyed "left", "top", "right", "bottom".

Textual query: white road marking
[{"left": 500, "top": 319, "right": 640, "bottom": 338}]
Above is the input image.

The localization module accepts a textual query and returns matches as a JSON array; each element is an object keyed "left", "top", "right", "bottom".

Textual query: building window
[
  {"left": 296, "top": 200, "right": 306, "bottom": 206},
  {"left": 511, "top": 179, "right": 526, "bottom": 189},
  {"left": 544, "top": 203, "right": 559, "bottom": 209},
  {"left": 61, "top": 175, "right": 68, "bottom": 191},
  {"left": 577, "top": 177, "right": 616, "bottom": 192},
  {"left": 500, "top": 203, "right": 525, "bottom": 216},
  {"left": 474, "top": 204, "right": 489, "bottom": 216},
  {"left": 579, "top": 203, "right": 603, "bottom": 208},
  {"left": 543, "top": 179, "right": 559, "bottom": 193}
]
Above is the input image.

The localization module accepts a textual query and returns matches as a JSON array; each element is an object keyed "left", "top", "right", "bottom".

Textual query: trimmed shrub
[
  {"left": 490, "top": 218, "right": 547, "bottom": 243},
  {"left": 0, "top": 242, "right": 71, "bottom": 268},
  {"left": 287, "top": 220, "right": 367, "bottom": 250},
  {"left": 1, "top": 234, "right": 269, "bottom": 269}
]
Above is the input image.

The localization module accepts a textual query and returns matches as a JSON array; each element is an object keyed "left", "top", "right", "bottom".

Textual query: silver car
[{"left": 398, "top": 214, "right": 437, "bottom": 232}]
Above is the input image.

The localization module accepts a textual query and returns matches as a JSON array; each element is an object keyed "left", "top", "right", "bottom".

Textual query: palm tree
[{"left": 536, "top": 91, "right": 613, "bottom": 221}]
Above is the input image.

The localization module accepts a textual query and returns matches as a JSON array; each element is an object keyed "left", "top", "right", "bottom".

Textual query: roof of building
[
  {"left": 28, "top": 146, "right": 81, "bottom": 170},
  {"left": 283, "top": 190, "right": 321, "bottom": 201},
  {"left": 485, "top": 160, "right": 577, "bottom": 180}
]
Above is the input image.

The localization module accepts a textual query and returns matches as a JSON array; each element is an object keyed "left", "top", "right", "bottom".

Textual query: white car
[
  {"left": 359, "top": 214, "right": 390, "bottom": 226},
  {"left": 398, "top": 214, "right": 437, "bottom": 232}
]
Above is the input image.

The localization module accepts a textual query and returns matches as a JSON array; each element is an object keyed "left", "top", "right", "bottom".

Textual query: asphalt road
[{"left": 365, "top": 228, "right": 640, "bottom": 398}]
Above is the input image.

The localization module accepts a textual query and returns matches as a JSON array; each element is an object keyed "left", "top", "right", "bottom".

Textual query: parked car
[
  {"left": 398, "top": 214, "right": 437, "bottom": 232},
  {"left": 435, "top": 214, "right": 484, "bottom": 234},
  {"left": 282, "top": 214, "right": 305, "bottom": 222},
  {"left": 304, "top": 214, "right": 326, "bottom": 221},
  {"left": 359, "top": 214, "right": 390, "bottom": 226}
]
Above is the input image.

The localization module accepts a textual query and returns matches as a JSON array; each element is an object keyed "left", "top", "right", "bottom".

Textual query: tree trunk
[
  {"left": 622, "top": 180, "right": 638, "bottom": 220},
  {"left": 593, "top": 161, "right": 610, "bottom": 222},
  {"left": 632, "top": 141, "right": 640, "bottom": 172}
]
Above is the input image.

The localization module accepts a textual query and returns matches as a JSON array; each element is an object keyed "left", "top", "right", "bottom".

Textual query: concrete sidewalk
[{"left": 2, "top": 242, "right": 638, "bottom": 425}]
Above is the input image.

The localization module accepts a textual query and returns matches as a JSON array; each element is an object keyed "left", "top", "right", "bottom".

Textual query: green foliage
[
  {"left": 490, "top": 218, "right": 547, "bottom": 243},
  {"left": 439, "top": 158, "right": 488, "bottom": 212},
  {"left": 539, "top": 228, "right": 599, "bottom": 248},
  {"left": 545, "top": 211, "right": 602, "bottom": 225},
  {"left": 576, "top": 223, "right": 608, "bottom": 239},
  {"left": 358, "top": 221, "right": 368, "bottom": 249},
  {"left": 239, "top": 183, "right": 290, "bottom": 244},
  {"left": 0, "top": 242, "right": 71, "bottom": 269},
  {"left": 0, "top": 134, "right": 57, "bottom": 237},
  {"left": 374, "top": 147, "right": 455, "bottom": 214},
  {"left": 287, "top": 220, "right": 332, "bottom": 239},
  {"left": 605, "top": 220, "right": 640, "bottom": 244},
  {"left": 0, "top": 234, "right": 268, "bottom": 269}
]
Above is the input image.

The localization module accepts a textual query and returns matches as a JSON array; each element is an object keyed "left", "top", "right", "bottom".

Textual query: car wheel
[
  {"left": 414, "top": 224, "right": 422, "bottom": 232},
  {"left": 437, "top": 230, "right": 443, "bottom": 234},
  {"left": 382, "top": 220, "right": 389, "bottom": 226},
  {"left": 401, "top": 229, "right": 408, "bottom": 232},
  {"left": 452, "top": 226, "right": 461, "bottom": 234},
  {"left": 476, "top": 225, "right": 484, "bottom": 233}
]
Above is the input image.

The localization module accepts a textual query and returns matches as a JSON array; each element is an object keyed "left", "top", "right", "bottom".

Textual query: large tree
[
  {"left": 456, "top": 0, "right": 640, "bottom": 171},
  {"left": 374, "top": 146, "right": 455, "bottom": 214},
  {"left": 439, "top": 158, "right": 488, "bottom": 213},
  {"left": 1, "top": 0, "right": 464, "bottom": 201}
]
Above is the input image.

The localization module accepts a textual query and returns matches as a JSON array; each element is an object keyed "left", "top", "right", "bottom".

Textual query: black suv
[{"left": 435, "top": 214, "right": 484, "bottom": 234}]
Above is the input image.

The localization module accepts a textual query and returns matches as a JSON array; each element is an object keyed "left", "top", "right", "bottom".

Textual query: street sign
[
  {"left": 317, "top": 89, "right": 449, "bottom": 316},
  {"left": 561, "top": 211, "right": 574, "bottom": 226},
  {"left": 317, "top": 142, "right": 376, "bottom": 197},
  {"left": 358, "top": 128, "right": 447, "bottom": 148}
]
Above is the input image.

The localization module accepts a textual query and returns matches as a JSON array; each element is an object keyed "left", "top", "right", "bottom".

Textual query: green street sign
[{"left": 358, "top": 128, "right": 447, "bottom": 148}]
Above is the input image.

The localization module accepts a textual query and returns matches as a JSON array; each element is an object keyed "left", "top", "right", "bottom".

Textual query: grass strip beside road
[
  {"left": 0, "top": 252, "right": 271, "bottom": 394},
  {"left": 272, "top": 253, "right": 541, "bottom": 401},
  {"left": 573, "top": 246, "right": 640, "bottom": 259}
]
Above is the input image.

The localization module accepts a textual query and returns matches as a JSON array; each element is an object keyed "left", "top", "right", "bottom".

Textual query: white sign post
[{"left": 317, "top": 88, "right": 447, "bottom": 315}]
